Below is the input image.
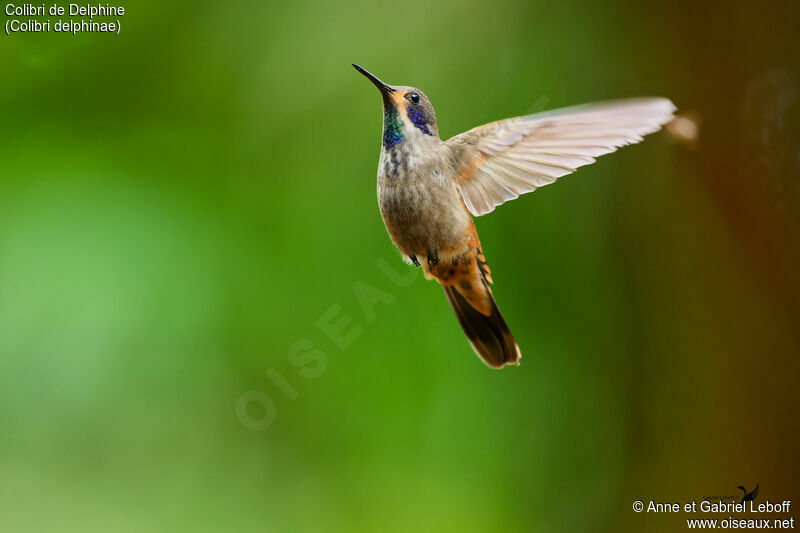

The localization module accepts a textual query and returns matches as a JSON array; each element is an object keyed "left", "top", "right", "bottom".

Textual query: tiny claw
[{"left": 427, "top": 248, "right": 440, "bottom": 267}]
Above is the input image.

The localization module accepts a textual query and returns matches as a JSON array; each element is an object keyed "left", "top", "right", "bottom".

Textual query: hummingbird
[{"left": 353, "top": 64, "right": 675, "bottom": 369}]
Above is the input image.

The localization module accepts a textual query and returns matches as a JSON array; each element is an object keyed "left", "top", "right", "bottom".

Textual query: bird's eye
[{"left": 408, "top": 92, "right": 420, "bottom": 104}]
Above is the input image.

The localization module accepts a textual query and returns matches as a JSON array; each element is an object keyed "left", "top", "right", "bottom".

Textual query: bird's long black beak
[{"left": 352, "top": 64, "right": 395, "bottom": 94}]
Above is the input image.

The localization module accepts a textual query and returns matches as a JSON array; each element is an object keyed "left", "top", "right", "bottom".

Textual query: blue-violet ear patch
[{"left": 406, "top": 105, "right": 432, "bottom": 136}]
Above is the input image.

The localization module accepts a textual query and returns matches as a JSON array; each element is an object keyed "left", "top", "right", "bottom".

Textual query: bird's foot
[{"left": 427, "top": 248, "right": 440, "bottom": 267}]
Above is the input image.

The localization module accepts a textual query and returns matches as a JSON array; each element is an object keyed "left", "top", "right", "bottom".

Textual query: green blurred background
[{"left": 1, "top": 1, "right": 798, "bottom": 531}]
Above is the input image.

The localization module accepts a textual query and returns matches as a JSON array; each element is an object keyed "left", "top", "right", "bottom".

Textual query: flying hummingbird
[{"left": 353, "top": 64, "right": 675, "bottom": 369}]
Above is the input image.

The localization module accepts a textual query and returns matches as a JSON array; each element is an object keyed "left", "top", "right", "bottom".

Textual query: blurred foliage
[{"left": 1, "top": 0, "right": 798, "bottom": 531}]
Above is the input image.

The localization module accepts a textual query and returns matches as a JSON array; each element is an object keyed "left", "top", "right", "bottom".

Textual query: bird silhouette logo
[{"left": 737, "top": 483, "right": 759, "bottom": 504}]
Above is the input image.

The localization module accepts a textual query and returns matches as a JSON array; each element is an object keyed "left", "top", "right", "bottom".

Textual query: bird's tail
[{"left": 442, "top": 283, "right": 521, "bottom": 368}]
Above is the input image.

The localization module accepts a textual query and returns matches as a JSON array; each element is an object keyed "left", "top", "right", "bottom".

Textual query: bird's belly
[{"left": 378, "top": 180, "right": 470, "bottom": 260}]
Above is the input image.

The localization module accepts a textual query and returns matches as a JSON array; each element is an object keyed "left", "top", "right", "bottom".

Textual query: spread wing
[{"left": 446, "top": 98, "right": 676, "bottom": 216}]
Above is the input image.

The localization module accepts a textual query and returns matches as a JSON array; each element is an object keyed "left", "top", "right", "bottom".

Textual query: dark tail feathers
[{"left": 443, "top": 285, "right": 521, "bottom": 368}]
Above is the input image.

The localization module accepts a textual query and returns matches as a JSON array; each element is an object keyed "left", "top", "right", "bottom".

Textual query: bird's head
[{"left": 353, "top": 64, "right": 439, "bottom": 148}]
